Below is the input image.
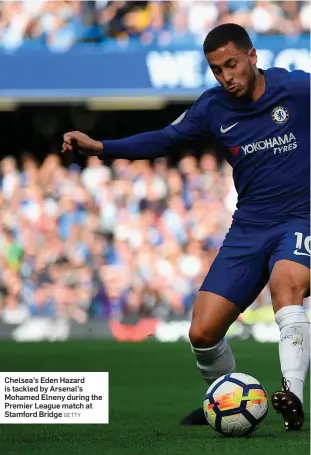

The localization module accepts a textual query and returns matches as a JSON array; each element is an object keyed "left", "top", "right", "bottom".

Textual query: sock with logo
[{"left": 275, "top": 305, "right": 310, "bottom": 403}]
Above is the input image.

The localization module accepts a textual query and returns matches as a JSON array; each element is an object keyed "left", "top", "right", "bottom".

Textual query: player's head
[{"left": 203, "top": 24, "right": 258, "bottom": 98}]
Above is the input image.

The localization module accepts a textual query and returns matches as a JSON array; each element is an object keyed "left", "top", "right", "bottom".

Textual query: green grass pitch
[{"left": 0, "top": 339, "right": 309, "bottom": 455}]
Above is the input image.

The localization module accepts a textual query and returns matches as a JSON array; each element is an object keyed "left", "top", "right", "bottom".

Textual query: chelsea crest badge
[{"left": 271, "top": 106, "right": 289, "bottom": 124}]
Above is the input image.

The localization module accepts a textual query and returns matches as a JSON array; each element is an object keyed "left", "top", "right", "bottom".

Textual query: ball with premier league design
[{"left": 203, "top": 373, "right": 268, "bottom": 437}]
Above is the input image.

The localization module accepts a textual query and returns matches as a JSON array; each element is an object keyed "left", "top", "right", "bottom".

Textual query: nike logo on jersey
[{"left": 220, "top": 123, "right": 238, "bottom": 133}]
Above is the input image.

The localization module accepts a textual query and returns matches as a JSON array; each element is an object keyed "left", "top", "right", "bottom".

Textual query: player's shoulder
[
  {"left": 286, "top": 68, "right": 310, "bottom": 89},
  {"left": 193, "top": 85, "right": 225, "bottom": 110},
  {"left": 207, "top": 85, "right": 227, "bottom": 101},
  {"left": 265, "top": 66, "right": 310, "bottom": 78},
  {"left": 186, "top": 86, "right": 223, "bottom": 123},
  {"left": 169, "top": 86, "right": 221, "bottom": 127},
  {"left": 265, "top": 67, "right": 310, "bottom": 91}
]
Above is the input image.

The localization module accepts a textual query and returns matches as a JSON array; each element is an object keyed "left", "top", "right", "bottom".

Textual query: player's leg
[
  {"left": 189, "top": 291, "right": 240, "bottom": 384},
  {"left": 181, "top": 221, "right": 270, "bottom": 425},
  {"left": 269, "top": 260, "right": 310, "bottom": 430},
  {"left": 268, "top": 223, "right": 310, "bottom": 430},
  {"left": 180, "top": 291, "right": 240, "bottom": 426}
]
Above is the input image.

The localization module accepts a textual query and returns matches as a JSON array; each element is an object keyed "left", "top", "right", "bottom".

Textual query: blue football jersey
[{"left": 102, "top": 68, "right": 310, "bottom": 224}]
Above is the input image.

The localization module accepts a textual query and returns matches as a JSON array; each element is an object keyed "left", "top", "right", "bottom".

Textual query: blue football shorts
[{"left": 200, "top": 217, "right": 310, "bottom": 312}]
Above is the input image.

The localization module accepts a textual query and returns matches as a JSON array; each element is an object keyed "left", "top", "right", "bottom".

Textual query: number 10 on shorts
[{"left": 294, "top": 232, "right": 311, "bottom": 257}]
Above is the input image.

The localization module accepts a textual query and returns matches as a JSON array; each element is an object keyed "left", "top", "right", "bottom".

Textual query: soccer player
[{"left": 62, "top": 24, "right": 310, "bottom": 431}]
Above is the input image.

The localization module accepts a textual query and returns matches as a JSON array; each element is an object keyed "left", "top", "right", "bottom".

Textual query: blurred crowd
[
  {"left": 0, "top": 151, "right": 309, "bottom": 325},
  {"left": 0, "top": 150, "right": 242, "bottom": 323},
  {"left": 0, "top": 0, "right": 309, "bottom": 52}
]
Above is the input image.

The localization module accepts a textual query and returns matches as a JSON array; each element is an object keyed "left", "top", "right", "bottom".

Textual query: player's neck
[{"left": 250, "top": 70, "right": 266, "bottom": 102}]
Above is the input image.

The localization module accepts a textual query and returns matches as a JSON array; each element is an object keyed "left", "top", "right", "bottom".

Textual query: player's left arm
[{"left": 62, "top": 92, "right": 212, "bottom": 161}]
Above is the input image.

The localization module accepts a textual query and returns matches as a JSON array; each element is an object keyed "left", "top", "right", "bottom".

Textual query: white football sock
[
  {"left": 191, "top": 338, "right": 236, "bottom": 386},
  {"left": 275, "top": 305, "right": 310, "bottom": 404}
]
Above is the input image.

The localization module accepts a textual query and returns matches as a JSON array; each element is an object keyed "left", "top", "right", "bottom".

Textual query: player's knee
[
  {"left": 271, "top": 279, "right": 306, "bottom": 309},
  {"left": 189, "top": 323, "right": 222, "bottom": 349},
  {"left": 270, "top": 261, "right": 310, "bottom": 310}
]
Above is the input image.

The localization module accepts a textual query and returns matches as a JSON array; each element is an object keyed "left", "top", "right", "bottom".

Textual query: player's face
[{"left": 206, "top": 42, "right": 257, "bottom": 97}]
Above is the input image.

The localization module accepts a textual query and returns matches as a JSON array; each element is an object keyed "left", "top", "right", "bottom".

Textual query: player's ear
[{"left": 248, "top": 47, "right": 257, "bottom": 65}]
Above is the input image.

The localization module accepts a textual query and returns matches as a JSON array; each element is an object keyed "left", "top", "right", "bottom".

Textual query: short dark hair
[{"left": 203, "top": 23, "right": 253, "bottom": 54}]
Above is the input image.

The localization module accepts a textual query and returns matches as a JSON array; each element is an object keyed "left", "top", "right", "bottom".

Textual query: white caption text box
[{"left": 0, "top": 372, "right": 109, "bottom": 424}]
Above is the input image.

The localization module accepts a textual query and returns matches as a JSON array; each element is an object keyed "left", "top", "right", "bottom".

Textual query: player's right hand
[{"left": 62, "top": 131, "right": 104, "bottom": 156}]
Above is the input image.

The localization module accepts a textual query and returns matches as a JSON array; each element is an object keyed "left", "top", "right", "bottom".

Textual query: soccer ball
[{"left": 203, "top": 373, "right": 268, "bottom": 437}]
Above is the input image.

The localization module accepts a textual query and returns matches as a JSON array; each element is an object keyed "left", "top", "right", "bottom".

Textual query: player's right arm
[{"left": 62, "top": 94, "right": 210, "bottom": 160}]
